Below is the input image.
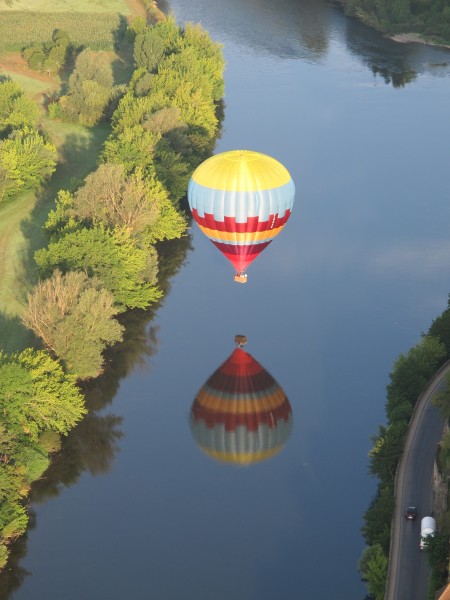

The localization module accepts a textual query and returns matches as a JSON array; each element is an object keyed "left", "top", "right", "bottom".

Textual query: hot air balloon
[
  {"left": 187, "top": 150, "right": 295, "bottom": 283},
  {"left": 190, "top": 336, "right": 293, "bottom": 466}
]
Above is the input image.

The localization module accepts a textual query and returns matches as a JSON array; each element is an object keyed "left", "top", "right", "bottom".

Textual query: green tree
[
  {"left": 0, "top": 423, "right": 16, "bottom": 464},
  {"left": 71, "top": 163, "right": 158, "bottom": 233},
  {"left": 102, "top": 124, "right": 160, "bottom": 176},
  {"left": 127, "top": 16, "right": 147, "bottom": 41},
  {"left": 60, "top": 49, "right": 114, "bottom": 126},
  {"left": 0, "top": 80, "right": 39, "bottom": 134},
  {"left": 144, "top": 106, "right": 192, "bottom": 155},
  {"left": 0, "top": 348, "right": 86, "bottom": 439},
  {"left": 0, "top": 501, "right": 28, "bottom": 542},
  {"left": 0, "top": 542, "right": 8, "bottom": 569},
  {"left": 358, "top": 544, "right": 388, "bottom": 600},
  {"left": 134, "top": 28, "right": 165, "bottom": 72},
  {"left": 60, "top": 163, "right": 186, "bottom": 240},
  {"left": 21, "top": 270, "right": 124, "bottom": 379},
  {"left": 429, "top": 298, "right": 450, "bottom": 356},
  {"left": 362, "top": 484, "right": 394, "bottom": 552},
  {"left": 0, "top": 126, "right": 57, "bottom": 202},
  {"left": 386, "top": 335, "right": 446, "bottom": 421},
  {"left": 153, "top": 139, "right": 190, "bottom": 204},
  {"left": 425, "top": 531, "right": 449, "bottom": 590},
  {"left": 369, "top": 420, "right": 408, "bottom": 483},
  {"left": 34, "top": 226, "right": 162, "bottom": 309}
]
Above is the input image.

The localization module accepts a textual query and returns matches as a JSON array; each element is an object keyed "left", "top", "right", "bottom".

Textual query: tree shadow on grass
[{"left": 0, "top": 312, "right": 37, "bottom": 355}]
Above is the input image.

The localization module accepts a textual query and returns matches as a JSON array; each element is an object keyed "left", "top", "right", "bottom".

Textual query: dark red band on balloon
[{"left": 192, "top": 209, "right": 291, "bottom": 233}]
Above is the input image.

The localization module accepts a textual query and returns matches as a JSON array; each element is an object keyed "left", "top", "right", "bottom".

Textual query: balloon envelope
[
  {"left": 187, "top": 150, "right": 295, "bottom": 277},
  {"left": 190, "top": 345, "right": 293, "bottom": 465}
]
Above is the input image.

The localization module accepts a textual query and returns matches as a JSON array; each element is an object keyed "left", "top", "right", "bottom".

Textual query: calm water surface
[{"left": 4, "top": 1, "right": 450, "bottom": 599}]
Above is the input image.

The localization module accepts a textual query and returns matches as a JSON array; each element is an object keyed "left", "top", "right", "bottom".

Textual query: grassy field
[
  {"left": 0, "top": 58, "right": 60, "bottom": 103},
  {"left": 0, "top": 0, "right": 130, "bottom": 13}
]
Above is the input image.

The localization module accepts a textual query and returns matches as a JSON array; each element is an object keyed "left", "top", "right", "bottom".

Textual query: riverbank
[
  {"left": 388, "top": 32, "right": 450, "bottom": 50},
  {"left": 334, "top": 0, "right": 450, "bottom": 50}
]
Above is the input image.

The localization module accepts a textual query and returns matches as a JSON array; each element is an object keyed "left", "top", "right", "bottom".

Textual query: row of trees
[
  {"left": 21, "top": 18, "right": 224, "bottom": 380},
  {"left": 0, "top": 15, "right": 224, "bottom": 570},
  {"left": 359, "top": 300, "right": 450, "bottom": 599},
  {"left": 0, "top": 80, "right": 56, "bottom": 203},
  {"left": 345, "top": 0, "right": 450, "bottom": 43}
]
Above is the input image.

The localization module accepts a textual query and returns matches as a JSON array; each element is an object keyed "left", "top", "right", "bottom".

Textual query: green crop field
[
  {"left": 0, "top": 0, "right": 130, "bottom": 13},
  {"left": 0, "top": 11, "right": 128, "bottom": 52}
]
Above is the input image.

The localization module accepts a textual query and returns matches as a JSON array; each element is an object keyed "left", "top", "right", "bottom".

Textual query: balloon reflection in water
[{"left": 190, "top": 336, "right": 293, "bottom": 465}]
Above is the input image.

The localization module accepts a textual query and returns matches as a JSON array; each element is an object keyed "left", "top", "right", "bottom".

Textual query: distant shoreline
[
  {"left": 387, "top": 32, "right": 450, "bottom": 49},
  {"left": 331, "top": 1, "right": 450, "bottom": 51}
]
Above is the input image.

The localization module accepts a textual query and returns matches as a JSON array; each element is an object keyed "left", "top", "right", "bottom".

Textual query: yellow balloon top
[{"left": 191, "top": 150, "right": 292, "bottom": 191}]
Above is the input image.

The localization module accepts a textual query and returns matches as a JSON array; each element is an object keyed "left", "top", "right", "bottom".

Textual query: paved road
[{"left": 386, "top": 360, "right": 450, "bottom": 600}]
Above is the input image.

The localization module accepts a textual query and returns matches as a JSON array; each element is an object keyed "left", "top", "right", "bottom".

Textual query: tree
[
  {"left": 358, "top": 544, "right": 388, "bottom": 600},
  {"left": 369, "top": 420, "right": 408, "bottom": 483},
  {"left": 0, "top": 127, "right": 57, "bottom": 202},
  {"left": 0, "top": 423, "right": 16, "bottom": 464},
  {"left": 154, "top": 139, "right": 190, "bottom": 204},
  {"left": 134, "top": 28, "right": 165, "bottom": 72},
  {"left": 102, "top": 125, "right": 160, "bottom": 175},
  {"left": 34, "top": 227, "right": 162, "bottom": 309},
  {"left": 23, "top": 30, "right": 71, "bottom": 76},
  {"left": 59, "top": 49, "right": 114, "bottom": 126},
  {"left": 66, "top": 163, "right": 186, "bottom": 240},
  {"left": 429, "top": 299, "right": 450, "bottom": 356},
  {"left": 71, "top": 163, "right": 159, "bottom": 233},
  {"left": 144, "top": 106, "right": 192, "bottom": 155},
  {"left": 0, "top": 80, "right": 39, "bottom": 135},
  {"left": 386, "top": 335, "right": 446, "bottom": 421},
  {"left": 21, "top": 270, "right": 124, "bottom": 379},
  {"left": 425, "top": 531, "right": 449, "bottom": 584},
  {"left": 362, "top": 484, "right": 394, "bottom": 552},
  {"left": 0, "top": 348, "right": 86, "bottom": 439}
]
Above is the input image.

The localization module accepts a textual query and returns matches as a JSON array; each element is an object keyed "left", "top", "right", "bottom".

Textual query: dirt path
[{"left": 0, "top": 54, "right": 55, "bottom": 82}]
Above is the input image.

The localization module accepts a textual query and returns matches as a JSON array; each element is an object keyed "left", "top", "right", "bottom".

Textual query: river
[{"left": 3, "top": 1, "right": 450, "bottom": 599}]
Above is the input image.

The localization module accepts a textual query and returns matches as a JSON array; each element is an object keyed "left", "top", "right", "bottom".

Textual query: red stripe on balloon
[{"left": 192, "top": 209, "right": 291, "bottom": 233}]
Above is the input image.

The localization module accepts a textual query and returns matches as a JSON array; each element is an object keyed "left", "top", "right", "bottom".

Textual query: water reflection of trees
[
  {"left": 0, "top": 234, "right": 192, "bottom": 599},
  {"left": 370, "top": 64, "right": 417, "bottom": 87}
]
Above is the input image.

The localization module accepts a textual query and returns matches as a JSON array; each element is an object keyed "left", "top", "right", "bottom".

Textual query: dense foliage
[
  {"left": 22, "top": 29, "right": 71, "bottom": 76},
  {"left": 0, "top": 349, "right": 85, "bottom": 567},
  {"left": 35, "top": 17, "right": 224, "bottom": 347},
  {"left": 21, "top": 270, "right": 124, "bottom": 379},
  {"left": 52, "top": 48, "right": 119, "bottom": 126},
  {"left": 345, "top": 0, "right": 450, "bottom": 43},
  {"left": 0, "top": 80, "right": 56, "bottom": 203}
]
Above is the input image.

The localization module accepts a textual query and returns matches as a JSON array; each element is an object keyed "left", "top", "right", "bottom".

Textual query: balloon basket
[
  {"left": 235, "top": 335, "right": 247, "bottom": 347},
  {"left": 234, "top": 274, "right": 247, "bottom": 284}
]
